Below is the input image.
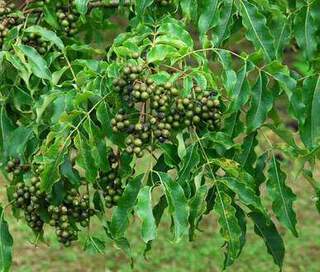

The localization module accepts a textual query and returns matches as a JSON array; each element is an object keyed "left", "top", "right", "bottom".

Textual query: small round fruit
[
  {"left": 133, "top": 138, "right": 143, "bottom": 147},
  {"left": 132, "top": 52, "right": 140, "bottom": 59},
  {"left": 192, "top": 115, "right": 201, "bottom": 124}
]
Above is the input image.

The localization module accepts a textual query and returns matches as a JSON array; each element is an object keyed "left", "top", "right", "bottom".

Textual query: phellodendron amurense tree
[{"left": 1, "top": 0, "right": 320, "bottom": 271}]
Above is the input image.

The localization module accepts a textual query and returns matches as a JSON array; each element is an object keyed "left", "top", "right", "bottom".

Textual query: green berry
[{"left": 134, "top": 138, "right": 143, "bottom": 147}]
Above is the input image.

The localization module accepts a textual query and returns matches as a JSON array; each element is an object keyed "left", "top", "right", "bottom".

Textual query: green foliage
[
  {"left": 1, "top": 0, "right": 320, "bottom": 271},
  {"left": 0, "top": 206, "right": 13, "bottom": 272}
]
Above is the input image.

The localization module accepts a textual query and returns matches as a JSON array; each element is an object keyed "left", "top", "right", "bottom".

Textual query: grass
[{"left": 1, "top": 168, "right": 320, "bottom": 272}]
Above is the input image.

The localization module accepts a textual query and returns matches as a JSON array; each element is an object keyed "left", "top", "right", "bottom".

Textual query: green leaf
[
  {"left": 147, "top": 44, "right": 178, "bottom": 63},
  {"left": 113, "top": 237, "right": 133, "bottom": 265},
  {"left": 60, "top": 157, "right": 81, "bottom": 187},
  {"left": 96, "top": 102, "right": 113, "bottom": 135},
  {"left": 223, "top": 111, "right": 244, "bottom": 138},
  {"left": 177, "top": 144, "right": 200, "bottom": 196},
  {"left": 270, "top": 6, "right": 291, "bottom": 59},
  {"left": 7, "top": 127, "right": 34, "bottom": 158},
  {"left": 214, "top": 184, "right": 242, "bottom": 267},
  {"left": 136, "top": 0, "right": 154, "bottom": 16},
  {"left": 176, "top": 133, "right": 186, "bottom": 160},
  {"left": 267, "top": 155, "right": 298, "bottom": 236},
  {"left": 83, "top": 119, "right": 110, "bottom": 172},
  {"left": 0, "top": 106, "right": 15, "bottom": 156},
  {"left": 155, "top": 35, "right": 189, "bottom": 50},
  {"left": 236, "top": 131, "right": 258, "bottom": 174},
  {"left": 254, "top": 152, "right": 268, "bottom": 193},
  {"left": 43, "top": 5, "right": 59, "bottom": 29},
  {"left": 158, "top": 21, "right": 193, "bottom": 49},
  {"left": 118, "top": 152, "right": 133, "bottom": 178},
  {"left": 227, "top": 62, "right": 251, "bottom": 113},
  {"left": 74, "top": 133, "right": 98, "bottom": 182},
  {"left": 303, "top": 170, "right": 320, "bottom": 213},
  {"left": 4, "top": 52, "right": 31, "bottom": 86},
  {"left": 25, "top": 26, "right": 64, "bottom": 50},
  {"left": 198, "top": 0, "right": 219, "bottom": 37},
  {"left": 180, "top": 0, "right": 198, "bottom": 21},
  {"left": 300, "top": 75, "right": 320, "bottom": 149},
  {"left": 215, "top": 50, "right": 237, "bottom": 94},
  {"left": 136, "top": 186, "right": 157, "bottom": 243},
  {"left": 15, "top": 45, "right": 51, "bottom": 80},
  {"left": 40, "top": 134, "right": 71, "bottom": 192},
  {"left": 105, "top": 225, "right": 134, "bottom": 264},
  {"left": 205, "top": 131, "right": 237, "bottom": 153},
  {"left": 159, "top": 143, "right": 180, "bottom": 168},
  {"left": 156, "top": 172, "right": 190, "bottom": 242},
  {"left": 238, "top": 0, "right": 275, "bottom": 61},
  {"left": 249, "top": 212, "right": 285, "bottom": 269},
  {"left": 0, "top": 52, "right": 4, "bottom": 69},
  {"left": 205, "top": 186, "right": 216, "bottom": 214},
  {"left": 264, "top": 61, "right": 297, "bottom": 97},
  {"left": 110, "top": 175, "right": 143, "bottom": 238},
  {"left": 212, "top": 0, "right": 234, "bottom": 46},
  {"left": 218, "top": 177, "right": 266, "bottom": 215},
  {"left": 75, "top": 0, "right": 90, "bottom": 15},
  {"left": 189, "top": 185, "right": 208, "bottom": 240},
  {"left": 0, "top": 206, "right": 13, "bottom": 272},
  {"left": 294, "top": 4, "right": 318, "bottom": 60},
  {"left": 35, "top": 92, "right": 59, "bottom": 123},
  {"left": 289, "top": 86, "right": 306, "bottom": 125},
  {"left": 234, "top": 204, "right": 246, "bottom": 258},
  {"left": 144, "top": 195, "right": 168, "bottom": 258},
  {"left": 246, "top": 72, "right": 273, "bottom": 132},
  {"left": 210, "top": 158, "right": 242, "bottom": 178},
  {"left": 84, "top": 236, "right": 105, "bottom": 254}
]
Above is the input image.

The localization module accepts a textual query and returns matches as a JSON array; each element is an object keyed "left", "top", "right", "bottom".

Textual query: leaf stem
[{"left": 62, "top": 52, "right": 78, "bottom": 88}]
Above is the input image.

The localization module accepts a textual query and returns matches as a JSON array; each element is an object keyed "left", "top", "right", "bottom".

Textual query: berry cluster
[
  {"left": 170, "top": 88, "right": 221, "bottom": 130},
  {"left": 102, "top": 172, "right": 124, "bottom": 208},
  {"left": 0, "top": 1, "right": 15, "bottom": 15},
  {"left": 112, "top": 111, "right": 153, "bottom": 158},
  {"left": 55, "top": 1, "right": 79, "bottom": 36},
  {"left": 48, "top": 188, "right": 94, "bottom": 246},
  {"left": 0, "top": 1, "right": 20, "bottom": 48},
  {"left": 10, "top": 160, "right": 96, "bottom": 246},
  {"left": 95, "top": 152, "right": 124, "bottom": 208},
  {"left": 12, "top": 177, "right": 45, "bottom": 232},
  {"left": 111, "top": 62, "right": 178, "bottom": 155},
  {"left": 22, "top": 32, "right": 51, "bottom": 54},
  {"left": 5, "top": 158, "right": 30, "bottom": 176},
  {"left": 111, "top": 59, "right": 222, "bottom": 156}
]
